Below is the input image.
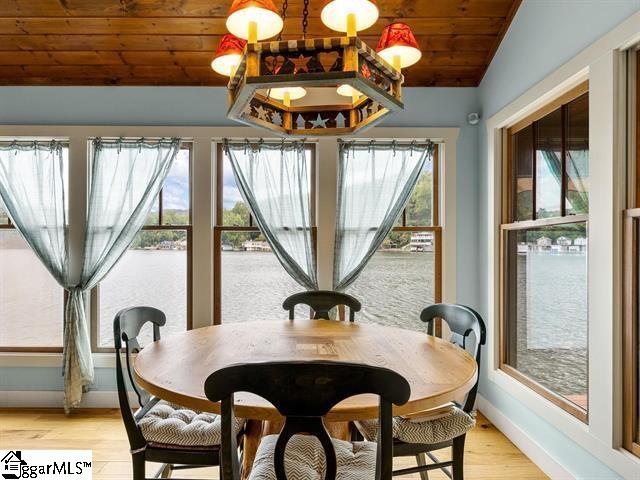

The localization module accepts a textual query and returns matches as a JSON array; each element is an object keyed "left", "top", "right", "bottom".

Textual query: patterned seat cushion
[
  {"left": 356, "top": 408, "right": 475, "bottom": 445},
  {"left": 138, "top": 400, "right": 244, "bottom": 447},
  {"left": 249, "top": 434, "right": 376, "bottom": 480}
]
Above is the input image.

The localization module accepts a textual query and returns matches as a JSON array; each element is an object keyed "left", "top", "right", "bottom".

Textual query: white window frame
[
  {"left": 0, "top": 126, "right": 458, "bottom": 368},
  {"left": 485, "top": 11, "right": 640, "bottom": 478}
]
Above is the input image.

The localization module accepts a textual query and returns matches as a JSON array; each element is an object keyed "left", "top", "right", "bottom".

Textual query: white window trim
[
  {"left": 485, "top": 11, "right": 640, "bottom": 478},
  {"left": 0, "top": 126, "right": 458, "bottom": 366}
]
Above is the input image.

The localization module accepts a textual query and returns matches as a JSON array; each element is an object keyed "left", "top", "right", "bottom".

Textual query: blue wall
[
  {"left": 0, "top": 86, "right": 481, "bottom": 392},
  {"left": 476, "top": 1, "right": 640, "bottom": 479}
]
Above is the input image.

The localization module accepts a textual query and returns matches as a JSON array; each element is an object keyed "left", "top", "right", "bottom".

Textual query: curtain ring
[{"left": 391, "top": 140, "right": 397, "bottom": 157}]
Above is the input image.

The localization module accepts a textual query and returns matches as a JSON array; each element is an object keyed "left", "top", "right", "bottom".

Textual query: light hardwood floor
[{"left": 0, "top": 409, "right": 548, "bottom": 479}]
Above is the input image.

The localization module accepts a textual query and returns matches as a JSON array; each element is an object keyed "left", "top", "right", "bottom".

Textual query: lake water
[{"left": 0, "top": 234, "right": 587, "bottom": 401}]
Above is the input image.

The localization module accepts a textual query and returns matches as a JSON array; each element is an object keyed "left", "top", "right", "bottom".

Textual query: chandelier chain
[
  {"left": 278, "top": 0, "right": 288, "bottom": 41},
  {"left": 302, "top": 0, "right": 309, "bottom": 39}
]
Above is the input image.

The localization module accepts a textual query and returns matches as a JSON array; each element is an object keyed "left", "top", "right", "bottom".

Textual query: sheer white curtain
[
  {"left": 62, "top": 138, "right": 181, "bottom": 409},
  {"left": 0, "top": 142, "right": 69, "bottom": 285},
  {"left": 224, "top": 140, "right": 317, "bottom": 290},
  {"left": 333, "top": 141, "right": 432, "bottom": 291},
  {"left": 0, "top": 138, "right": 181, "bottom": 410}
]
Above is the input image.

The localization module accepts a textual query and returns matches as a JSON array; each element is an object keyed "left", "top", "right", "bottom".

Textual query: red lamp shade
[
  {"left": 226, "top": 0, "right": 283, "bottom": 41},
  {"left": 211, "top": 34, "right": 246, "bottom": 76},
  {"left": 376, "top": 22, "right": 421, "bottom": 69}
]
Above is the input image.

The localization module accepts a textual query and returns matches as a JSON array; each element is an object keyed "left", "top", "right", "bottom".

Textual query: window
[
  {"left": 347, "top": 145, "right": 441, "bottom": 331},
  {"left": 624, "top": 48, "right": 640, "bottom": 458},
  {"left": 214, "top": 143, "right": 315, "bottom": 324},
  {"left": 501, "top": 83, "right": 589, "bottom": 422},
  {"left": 0, "top": 145, "right": 68, "bottom": 352},
  {"left": 92, "top": 146, "right": 192, "bottom": 350}
]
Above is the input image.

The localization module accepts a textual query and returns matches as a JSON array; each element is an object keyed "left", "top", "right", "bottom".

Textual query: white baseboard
[
  {"left": 0, "top": 390, "right": 137, "bottom": 409},
  {"left": 477, "top": 394, "right": 576, "bottom": 480}
]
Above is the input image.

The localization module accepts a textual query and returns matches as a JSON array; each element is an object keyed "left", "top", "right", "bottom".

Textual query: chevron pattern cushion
[
  {"left": 356, "top": 408, "right": 475, "bottom": 445},
  {"left": 249, "top": 434, "right": 376, "bottom": 480},
  {"left": 139, "top": 400, "right": 244, "bottom": 447}
]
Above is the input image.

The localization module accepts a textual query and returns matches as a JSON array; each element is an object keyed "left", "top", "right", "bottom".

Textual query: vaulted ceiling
[{"left": 0, "top": 0, "right": 521, "bottom": 87}]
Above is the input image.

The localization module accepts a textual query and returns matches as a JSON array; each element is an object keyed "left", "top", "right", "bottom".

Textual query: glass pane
[
  {"left": 98, "top": 229, "right": 187, "bottom": 347},
  {"left": 163, "top": 148, "right": 191, "bottom": 225},
  {"left": 0, "top": 198, "right": 9, "bottom": 224},
  {"left": 346, "top": 231, "right": 436, "bottom": 331},
  {"left": 221, "top": 231, "right": 300, "bottom": 322},
  {"left": 406, "top": 154, "right": 434, "bottom": 226},
  {"left": 513, "top": 125, "right": 534, "bottom": 221},
  {"left": 536, "top": 108, "right": 563, "bottom": 218},
  {"left": 0, "top": 230, "right": 63, "bottom": 347},
  {"left": 566, "top": 94, "right": 589, "bottom": 215},
  {"left": 222, "top": 154, "right": 251, "bottom": 226},
  {"left": 145, "top": 199, "right": 160, "bottom": 226},
  {"left": 506, "top": 223, "right": 588, "bottom": 411}
]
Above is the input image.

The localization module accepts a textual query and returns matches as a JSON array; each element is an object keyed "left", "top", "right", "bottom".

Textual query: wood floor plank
[{"left": 0, "top": 409, "right": 548, "bottom": 480}]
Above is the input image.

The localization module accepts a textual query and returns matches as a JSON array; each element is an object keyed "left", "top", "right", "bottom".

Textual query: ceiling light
[
  {"left": 321, "top": 0, "right": 379, "bottom": 35},
  {"left": 226, "top": 0, "right": 284, "bottom": 42},
  {"left": 211, "top": 34, "right": 247, "bottom": 76},
  {"left": 377, "top": 22, "right": 422, "bottom": 70}
]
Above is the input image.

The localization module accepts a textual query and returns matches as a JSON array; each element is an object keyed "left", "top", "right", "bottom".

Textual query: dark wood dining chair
[
  {"left": 205, "top": 360, "right": 411, "bottom": 480},
  {"left": 356, "top": 303, "right": 486, "bottom": 480},
  {"left": 282, "top": 290, "right": 362, "bottom": 321},
  {"left": 114, "top": 306, "right": 243, "bottom": 480}
]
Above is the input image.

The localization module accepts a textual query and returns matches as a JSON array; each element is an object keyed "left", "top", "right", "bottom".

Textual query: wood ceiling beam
[
  {"left": 0, "top": 17, "right": 506, "bottom": 36},
  {"left": 0, "top": 50, "right": 489, "bottom": 67},
  {"left": 1, "top": 0, "right": 516, "bottom": 18},
  {"left": 0, "top": 34, "right": 497, "bottom": 52}
]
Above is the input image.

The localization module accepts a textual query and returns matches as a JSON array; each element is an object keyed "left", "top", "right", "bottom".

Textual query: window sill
[{"left": 0, "top": 352, "right": 116, "bottom": 369}]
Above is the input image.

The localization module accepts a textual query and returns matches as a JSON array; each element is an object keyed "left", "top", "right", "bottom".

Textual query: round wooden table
[{"left": 134, "top": 319, "right": 478, "bottom": 421}]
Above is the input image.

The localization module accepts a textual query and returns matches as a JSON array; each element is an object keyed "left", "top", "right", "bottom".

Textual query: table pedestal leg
[{"left": 240, "top": 419, "right": 351, "bottom": 480}]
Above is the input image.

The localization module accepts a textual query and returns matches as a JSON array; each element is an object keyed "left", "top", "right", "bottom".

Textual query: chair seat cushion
[
  {"left": 249, "top": 434, "right": 376, "bottom": 480},
  {"left": 356, "top": 407, "right": 475, "bottom": 445},
  {"left": 139, "top": 400, "right": 244, "bottom": 447}
]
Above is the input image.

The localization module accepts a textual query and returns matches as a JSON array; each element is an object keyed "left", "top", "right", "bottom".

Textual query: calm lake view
[{"left": 0, "top": 234, "right": 587, "bottom": 401}]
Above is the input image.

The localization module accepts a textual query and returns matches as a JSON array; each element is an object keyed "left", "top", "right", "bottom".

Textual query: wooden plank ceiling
[{"left": 0, "top": 0, "right": 521, "bottom": 87}]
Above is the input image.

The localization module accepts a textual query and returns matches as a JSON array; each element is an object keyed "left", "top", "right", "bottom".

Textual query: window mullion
[
  {"left": 532, "top": 120, "right": 538, "bottom": 221},
  {"left": 561, "top": 104, "right": 567, "bottom": 217}
]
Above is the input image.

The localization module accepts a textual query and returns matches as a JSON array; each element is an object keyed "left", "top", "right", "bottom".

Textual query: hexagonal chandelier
[{"left": 211, "top": 0, "right": 422, "bottom": 136}]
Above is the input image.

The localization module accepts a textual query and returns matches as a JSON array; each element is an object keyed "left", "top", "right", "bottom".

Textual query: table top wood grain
[{"left": 134, "top": 320, "right": 478, "bottom": 421}]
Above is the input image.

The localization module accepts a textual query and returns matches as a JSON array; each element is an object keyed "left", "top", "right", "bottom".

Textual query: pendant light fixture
[
  {"left": 320, "top": 0, "right": 379, "bottom": 36},
  {"left": 211, "top": 34, "right": 247, "bottom": 76},
  {"left": 376, "top": 22, "right": 422, "bottom": 71},
  {"left": 226, "top": 0, "right": 284, "bottom": 42},
  {"left": 213, "top": 0, "right": 421, "bottom": 136}
]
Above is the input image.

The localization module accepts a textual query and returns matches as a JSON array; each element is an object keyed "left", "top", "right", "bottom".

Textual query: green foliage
[
  {"left": 405, "top": 171, "right": 433, "bottom": 226},
  {"left": 138, "top": 170, "right": 436, "bottom": 250},
  {"left": 220, "top": 202, "right": 259, "bottom": 249}
]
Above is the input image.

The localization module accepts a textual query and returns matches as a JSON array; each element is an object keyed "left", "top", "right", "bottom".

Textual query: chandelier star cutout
[
  {"left": 309, "top": 113, "right": 329, "bottom": 128},
  {"left": 254, "top": 105, "right": 270, "bottom": 122},
  {"left": 290, "top": 54, "right": 311, "bottom": 73}
]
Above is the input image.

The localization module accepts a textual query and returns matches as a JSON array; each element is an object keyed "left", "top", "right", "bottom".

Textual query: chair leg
[
  {"left": 415, "top": 453, "right": 430, "bottom": 480},
  {"left": 132, "top": 453, "right": 146, "bottom": 480},
  {"left": 452, "top": 435, "right": 466, "bottom": 480},
  {"left": 158, "top": 463, "right": 172, "bottom": 478}
]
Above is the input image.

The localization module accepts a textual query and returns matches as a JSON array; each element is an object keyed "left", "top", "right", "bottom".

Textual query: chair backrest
[
  {"left": 282, "top": 290, "right": 362, "bottom": 322},
  {"left": 113, "top": 306, "right": 166, "bottom": 450},
  {"left": 420, "top": 303, "right": 486, "bottom": 412},
  {"left": 205, "top": 361, "right": 410, "bottom": 480}
]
